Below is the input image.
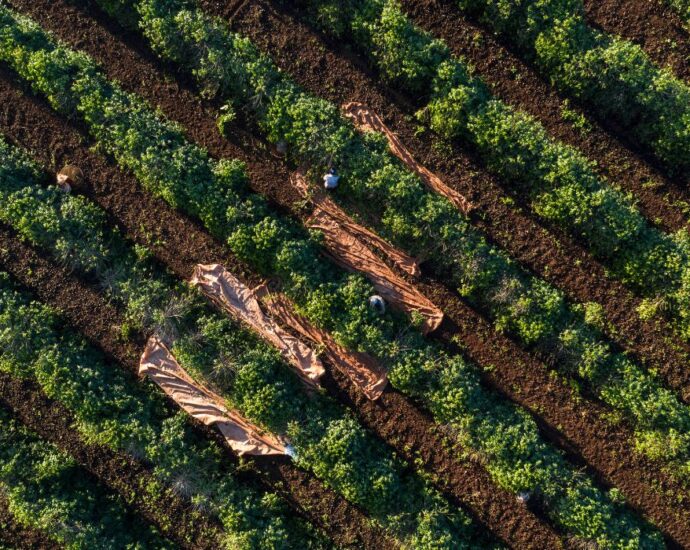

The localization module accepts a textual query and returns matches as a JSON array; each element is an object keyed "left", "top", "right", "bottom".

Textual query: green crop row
[
  {"left": 666, "top": 0, "right": 690, "bottom": 25},
  {"left": 0, "top": 7, "right": 663, "bottom": 546},
  {"left": 295, "top": 0, "right": 690, "bottom": 335},
  {"left": 87, "top": 0, "right": 690, "bottom": 483},
  {"left": 456, "top": 0, "right": 690, "bottom": 177},
  {"left": 0, "top": 170, "right": 321, "bottom": 550},
  {"left": 0, "top": 273, "right": 323, "bottom": 550},
  {"left": 0, "top": 136, "right": 483, "bottom": 548},
  {"left": 0, "top": 408, "right": 172, "bottom": 549}
]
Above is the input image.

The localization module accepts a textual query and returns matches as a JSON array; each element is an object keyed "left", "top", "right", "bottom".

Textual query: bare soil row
[
  {"left": 0, "top": 57, "right": 555, "bottom": 550},
  {"left": 246, "top": 0, "right": 690, "bottom": 407},
  {"left": 403, "top": 0, "right": 690, "bottom": 225},
  {"left": 0, "top": 361, "right": 222, "bottom": 550},
  {"left": 0, "top": 129, "right": 390, "bottom": 548},
  {"left": 582, "top": 0, "right": 690, "bottom": 85},
  {"left": 7, "top": 0, "right": 690, "bottom": 545}
]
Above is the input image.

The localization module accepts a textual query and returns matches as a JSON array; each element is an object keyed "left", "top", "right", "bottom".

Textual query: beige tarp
[
  {"left": 254, "top": 284, "right": 389, "bottom": 401},
  {"left": 139, "top": 337, "right": 289, "bottom": 456},
  {"left": 291, "top": 170, "right": 420, "bottom": 277},
  {"left": 306, "top": 207, "right": 444, "bottom": 334},
  {"left": 343, "top": 102, "right": 474, "bottom": 216},
  {"left": 190, "top": 264, "right": 325, "bottom": 389}
]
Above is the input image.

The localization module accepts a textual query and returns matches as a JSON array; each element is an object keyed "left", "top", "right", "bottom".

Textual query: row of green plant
[
  {"left": 0, "top": 136, "right": 483, "bottom": 549},
  {"left": 0, "top": 8, "right": 665, "bottom": 546},
  {"left": 0, "top": 275, "right": 324, "bottom": 550},
  {"left": 667, "top": 0, "right": 690, "bottom": 25},
  {"left": 457, "top": 0, "right": 690, "bottom": 177},
  {"left": 0, "top": 407, "right": 173, "bottom": 549},
  {"left": 0, "top": 144, "right": 322, "bottom": 549},
  {"left": 88, "top": 0, "right": 690, "bottom": 484},
  {"left": 295, "top": 0, "right": 690, "bottom": 335}
]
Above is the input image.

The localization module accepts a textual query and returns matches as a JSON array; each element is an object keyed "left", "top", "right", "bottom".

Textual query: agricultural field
[{"left": 2, "top": 0, "right": 690, "bottom": 548}]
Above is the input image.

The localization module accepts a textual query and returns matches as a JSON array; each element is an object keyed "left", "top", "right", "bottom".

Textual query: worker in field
[
  {"left": 56, "top": 164, "right": 83, "bottom": 193},
  {"left": 323, "top": 167, "right": 339, "bottom": 189}
]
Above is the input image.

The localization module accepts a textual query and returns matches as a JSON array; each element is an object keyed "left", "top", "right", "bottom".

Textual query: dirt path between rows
[
  {"left": 0, "top": 72, "right": 554, "bottom": 550},
  {"left": 7, "top": 0, "right": 690, "bottom": 545},
  {"left": 0, "top": 494, "right": 61, "bottom": 549},
  {"left": 252, "top": 0, "right": 690, "bottom": 409},
  {"left": 390, "top": 0, "right": 690, "bottom": 390},
  {"left": 403, "top": 0, "right": 690, "bottom": 222},
  {"left": 582, "top": 0, "right": 690, "bottom": 84},
  {"left": 0, "top": 367, "right": 219, "bottom": 550},
  {"left": 0, "top": 190, "right": 390, "bottom": 549}
]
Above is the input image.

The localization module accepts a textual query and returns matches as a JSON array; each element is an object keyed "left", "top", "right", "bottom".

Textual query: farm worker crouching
[
  {"left": 56, "top": 165, "right": 83, "bottom": 193},
  {"left": 323, "top": 168, "right": 340, "bottom": 189},
  {"left": 369, "top": 295, "right": 386, "bottom": 315}
]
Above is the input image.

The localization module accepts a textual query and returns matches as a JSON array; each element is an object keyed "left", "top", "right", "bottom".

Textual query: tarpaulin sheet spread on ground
[
  {"left": 191, "top": 264, "right": 325, "bottom": 389},
  {"left": 343, "top": 102, "right": 474, "bottom": 216},
  {"left": 140, "top": 337, "right": 289, "bottom": 456},
  {"left": 291, "top": 170, "right": 443, "bottom": 335},
  {"left": 193, "top": 263, "right": 388, "bottom": 400},
  {"left": 291, "top": 169, "right": 420, "bottom": 277},
  {"left": 255, "top": 283, "right": 389, "bottom": 401}
]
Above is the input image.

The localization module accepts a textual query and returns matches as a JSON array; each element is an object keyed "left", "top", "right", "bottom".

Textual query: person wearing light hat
[{"left": 323, "top": 168, "right": 340, "bottom": 190}]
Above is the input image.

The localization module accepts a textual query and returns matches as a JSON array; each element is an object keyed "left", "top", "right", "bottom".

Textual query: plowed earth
[{"left": 2, "top": 0, "right": 690, "bottom": 547}]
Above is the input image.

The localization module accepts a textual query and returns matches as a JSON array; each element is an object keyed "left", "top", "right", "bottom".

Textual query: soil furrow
[
  {"left": 582, "top": 0, "right": 690, "bottom": 84},
  {"left": 399, "top": 0, "right": 690, "bottom": 231},
  {"left": 227, "top": 0, "right": 690, "bottom": 407},
  {"left": 0, "top": 70, "right": 557, "bottom": 550},
  {"left": 0, "top": 195, "right": 390, "bottom": 549},
  {"left": 5, "top": 0, "right": 690, "bottom": 545},
  {"left": 0, "top": 370, "right": 220, "bottom": 550},
  {"left": 0, "top": 494, "right": 61, "bottom": 550}
]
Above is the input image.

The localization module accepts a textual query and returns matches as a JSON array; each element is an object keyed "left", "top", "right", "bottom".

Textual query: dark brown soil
[
  {"left": 0, "top": 184, "right": 390, "bottom": 548},
  {"left": 582, "top": 0, "right": 690, "bottom": 83},
  {"left": 0, "top": 495, "right": 61, "bottom": 550},
  {"left": 402, "top": 0, "right": 690, "bottom": 229},
  {"left": 230, "top": 0, "right": 690, "bottom": 409},
  {"left": 7, "top": 0, "right": 690, "bottom": 546},
  {"left": 0, "top": 369, "right": 221, "bottom": 550},
  {"left": 0, "top": 1, "right": 579, "bottom": 547},
  {"left": 0, "top": 70, "right": 554, "bottom": 550}
]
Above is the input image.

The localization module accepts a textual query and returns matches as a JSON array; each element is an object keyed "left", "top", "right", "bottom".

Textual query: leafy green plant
[
  {"left": 456, "top": 0, "right": 690, "bottom": 176},
  {"left": 0, "top": 9, "right": 665, "bottom": 546},
  {"left": 0, "top": 137, "right": 481, "bottom": 548},
  {"left": 0, "top": 409, "right": 172, "bottom": 550}
]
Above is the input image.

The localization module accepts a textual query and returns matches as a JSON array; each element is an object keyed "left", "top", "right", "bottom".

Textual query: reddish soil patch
[
  {"left": 8, "top": 0, "right": 690, "bottom": 545},
  {"left": 582, "top": 0, "right": 690, "bottom": 83},
  {"left": 0, "top": 369, "right": 221, "bottom": 550},
  {"left": 0, "top": 494, "right": 61, "bottom": 549}
]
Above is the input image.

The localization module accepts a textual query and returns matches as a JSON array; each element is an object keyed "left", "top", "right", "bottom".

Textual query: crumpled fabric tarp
[
  {"left": 191, "top": 264, "right": 325, "bottom": 389},
  {"left": 291, "top": 170, "right": 420, "bottom": 277},
  {"left": 306, "top": 207, "right": 444, "bottom": 335},
  {"left": 254, "top": 284, "right": 389, "bottom": 401},
  {"left": 343, "top": 102, "right": 474, "bottom": 216},
  {"left": 139, "top": 337, "right": 289, "bottom": 456}
]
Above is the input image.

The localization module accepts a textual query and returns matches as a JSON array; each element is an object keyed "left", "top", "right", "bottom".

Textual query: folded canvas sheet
[
  {"left": 140, "top": 337, "right": 289, "bottom": 456},
  {"left": 343, "top": 102, "right": 474, "bottom": 216},
  {"left": 191, "top": 264, "right": 325, "bottom": 389},
  {"left": 193, "top": 263, "right": 387, "bottom": 400},
  {"left": 306, "top": 207, "right": 444, "bottom": 335},
  {"left": 291, "top": 170, "right": 420, "bottom": 277},
  {"left": 254, "top": 284, "right": 389, "bottom": 401}
]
